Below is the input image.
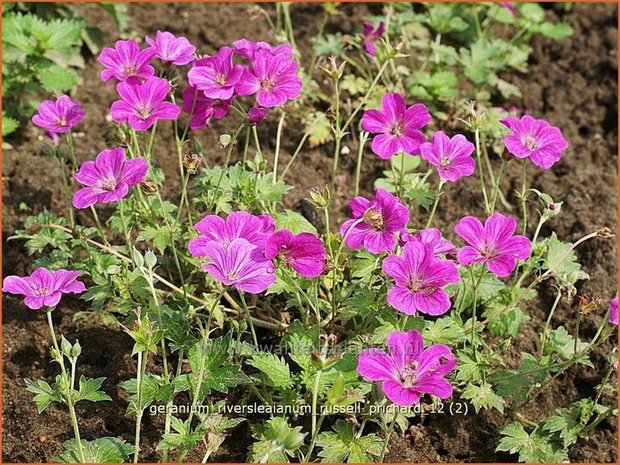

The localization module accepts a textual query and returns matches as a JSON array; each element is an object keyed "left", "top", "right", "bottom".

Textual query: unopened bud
[{"left": 219, "top": 134, "right": 232, "bottom": 148}]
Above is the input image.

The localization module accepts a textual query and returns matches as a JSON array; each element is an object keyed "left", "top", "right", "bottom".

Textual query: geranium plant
[{"left": 4, "top": 3, "right": 616, "bottom": 464}]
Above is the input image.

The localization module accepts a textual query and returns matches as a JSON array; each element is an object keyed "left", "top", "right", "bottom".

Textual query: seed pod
[
  {"left": 140, "top": 180, "right": 158, "bottom": 195},
  {"left": 578, "top": 294, "right": 601, "bottom": 315},
  {"left": 183, "top": 152, "right": 202, "bottom": 174}
]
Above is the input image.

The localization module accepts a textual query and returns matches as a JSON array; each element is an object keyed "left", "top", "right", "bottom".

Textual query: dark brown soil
[{"left": 2, "top": 2, "right": 617, "bottom": 463}]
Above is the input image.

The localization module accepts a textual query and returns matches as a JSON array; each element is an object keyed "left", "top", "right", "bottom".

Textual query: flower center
[
  {"left": 440, "top": 156, "right": 451, "bottom": 167},
  {"left": 100, "top": 179, "right": 118, "bottom": 192},
  {"left": 215, "top": 73, "right": 227, "bottom": 85},
  {"left": 56, "top": 119, "right": 67, "bottom": 127},
  {"left": 136, "top": 105, "right": 153, "bottom": 120},
  {"left": 408, "top": 276, "right": 424, "bottom": 292},
  {"left": 523, "top": 135, "right": 539, "bottom": 151},
  {"left": 390, "top": 122, "right": 404, "bottom": 137},
  {"left": 399, "top": 361, "right": 418, "bottom": 388},
  {"left": 481, "top": 244, "right": 498, "bottom": 259},
  {"left": 124, "top": 64, "right": 137, "bottom": 77},
  {"left": 362, "top": 207, "right": 384, "bottom": 230},
  {"left": 37, "top": 287, "right": 50, "bottom": 296},
  {"left": 260, "top": 78, "right": 276, "bottom": 91}
]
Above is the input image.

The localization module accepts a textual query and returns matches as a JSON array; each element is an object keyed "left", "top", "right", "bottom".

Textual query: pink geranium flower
[
  {"left": 265, "top": 230, "right": 326, "bottom": 278},
  {"left": 361, "top": 93, "right": 431, "bottom": 160},
  {"left": 420, "top": 131, "right": 476, "bottom": 182},
  {"left": 610, "top": 297, "right": 618, "bottom": 325},
  {"left": 188, "top": 211, "right": 275, "bottom": 258},
  {"left": 383, "top": 242, "right": 460, "bottom": 316},
  {"left": 98, "top": 39, "right": 155, "bottom": 83},
  {"left": 501, "top": 115, "right": 569, "bottom": 169},
  {"left": 340, "top": 188, "right": 409, "bottom": 254},
  {"left": 72, "top": 147, "right": 148, "bottom": 209},
  {"left": 235, "top": 50, "right": 302, "bottom": 108},
  {"left": 233, "top": 39, "right": 293, "bottom": 61},
  {"left": 357, "top": 330, "right": 456, "bottom": 406},
  {"left": 145, "top": 30, "right": 196, "bottom": 66},
  {"left": 247, "top": 106, "right": 268, "bottom": 124},
  {"left": 110, "top": 76, "right": 180, "bottom": 131},
  {"left": 400, "top": 228, "right": 456, "bottom": 256},
  {"left": 202, "top": 238, "right": 275, "bottom": 294},
  {"left": 455, "top": 213, "right": 532, "bottom": 277},
  {"left": 362, "top": 21, "right": 385, "bottom": 57},
  {"left": 182, "top": 86, "right": 232, "bottom": 130},
  {"left": 187, "top": 46, "right": 245, "bottom": 100},
  {"left": 3, "top": 268, "right": 86, "bottom": 310},
  {"left": 32, "top": 95, "right": 85, "bottom": 144}
]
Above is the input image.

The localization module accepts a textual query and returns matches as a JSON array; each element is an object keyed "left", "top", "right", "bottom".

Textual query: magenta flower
[
  {"left": 235, "top": 50, "right": 302, "bottom": 108},
  {"left": 501, "top": 115, "right": 569, "bottom": 170},
  {"left": 110, "top": 76, "right": 180, "bottom": 131},
  {"left": 202, "top": 238, "right": 275, "bottom": 294},
  {"left": 187, "top": 47, "right": 245, "bottom": 100},
  {"left": 98, "top": 39, "right": 155, "bottom": 83},
  {"left": 265, "top": 230, "right": 326, "bottom": 278},
  {"left": 72, "top": 148, "right": 148, "bottom": 209},
  {"left": 357, "top": 330, "right": 456, "bottom": 406},
  {"left": 3, "top": 268, "right": 86, "bottom": 310},
  {"left": 400, "top": 228, "right": 456, "bottom": 256},
  {"left": 361, "top": 93, "right": 431, "bottom": 160},
  {"left": 233, "top": 39, "right": 293, "bottom": 61},
  {"left": 188, "top": 211, "right": 275, "bottom": 258},
  {"left": 32, "top": 95, "right": 85, "bottom": 144},
  {"left": 362, "top": 21, "right": 385, "bottom": 57},
  {"left": 382, "top": 242, "right": 460, "bottom": 316},
  {"left": 248, "top": 106, "right": 268, "bottom": 124},
  {"left": 182, "top": 86, "right": 232, "bottom": 130},
  {"left": 420, "top": 131, "right": 476, "bottom": 182},
  {"left": 340, "top": 188, "right": 409, "bottom": 254},
  {"left": 145, "top": 30, "right": 196, "bottom": 66},
  {"left": 455, "top": 213, "right": 532, "bottom": 277},
  {"left": 610, "top": 297, "right": 618, "bottom": 326}
]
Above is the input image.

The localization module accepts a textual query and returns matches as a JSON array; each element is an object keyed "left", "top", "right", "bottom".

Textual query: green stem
[
  {"left": 89, "top": 206, "right": 109, "bottom": 246},
  {"left": 280, "top": 133, "right": 309, "bottom": 181},
  {"left": 489, "top": 158, "right": 506, "bottom": 212},
  {"left": 240, "top": 293, "right": 259, "bottom": 347},
  {"left": 58, "top": 157, "right": 76, "bottom": 228},
  {"left": 469, "top": 267, "right": 486, "bottom": 352},
  {"left": 354, "top": 132, "right": 370, "bottom": 196},
  {"left": 65, "top": 132, "right": 78, "bottom": 171},
  {"left": 539, "top": 290, "right": 562, "bottom": 358},
  {"left": 146, "top": 122, "right": 158, "bottom": 159},
  {"left": 474, "top": 128, "right": 490, "bottom": 213},
  {"left": 47, "top": 312, "right": 85, "bottom": 463},
  {"left": 425, "top": 179, "right": 445, "bottom": 229},
  {"left": 272, "top": 112, "right": 286, "bottom": 184},
  {"left": 310, "top": 369, "right": 323, "bottom": 438},
  {"left": 379, "top": 412, "right": 398, "bottom": 463},
  {"left": 519, "top": 160, "right": 528, "bottom": 234},
  {"left": 133, "top": 350, "right": 148, "bottom": 463}
]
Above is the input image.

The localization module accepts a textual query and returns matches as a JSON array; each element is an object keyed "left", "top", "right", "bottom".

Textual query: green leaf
[
  {"left": 545, "top": 326, "right": 592, "bottom": 366},
  {"left": 312, "top": 33, "right": 345, "bottom": 56},
  {"left": 75, "top": 376, "right": 112, "bottom": 403},
  {"left": 462, "top": 382, "right": 505, "bottom": 413},
  {"left": 316, "top": 420, "right": 382, "bottom": 463},
  {"left": 55, "top": 437, "right": 133, "bottom": 463},
  {"left": 248, "top": 353, "right": 293, "bottom": 389},
  {"left": 542, "top": 405, "right": 583, "bottom": 448},
  {"left": 496, "top": 423, "right": 568, "bottom": 463},
  {"left": 273, "top": 210, "right": 317, "bottom": 234},
  {"left": 541, "top": 233, "right": 589, "bottom": 284},
  {"left": 305, "top": 111, "right": 333, "bottom": 147},
  {"left": 137, "top": 225, "right": 171, "bottom": 254},
  {"left": 100, "top": 3, "right": 129, "bottom": 30},
  {"left": 250, "top": 418, "right": 306, "bottom": 462},
  {"left": 156, "top": 417, "right": 203, "bottom": 451},
  {"left": 24, "top": 378, "right": 62, "bottom": 413},
  {"left": 38, "top": 63, "right": 79, "bottom": 93},
  {"left": 538, "top": 22, "right": 573, "bottom": 40},
  {"left": 2, "top": 111, "right": 18, "bottom": 136}
]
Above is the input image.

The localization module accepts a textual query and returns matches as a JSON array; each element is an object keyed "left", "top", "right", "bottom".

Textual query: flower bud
[
  {"left": 183, "top": 152, "right": 202, "bottom": 175},
  {"left": 219, "top": 134, "right": 232, "bottom": 148},
  {"left": 308, "top": 186, "right": 331, "bottom": 209},
  {"left": 248, "top": 106, "right": 268, "bottom": 125}
]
